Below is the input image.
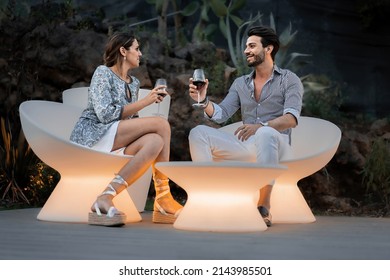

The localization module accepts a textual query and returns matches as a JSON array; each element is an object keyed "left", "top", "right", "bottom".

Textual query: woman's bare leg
[
  {"left": 92, "top": 132, "right": 164, "bottom": 213},
  {"left": 92, "top": 117, "right": 168, "bottom": 212},
  {"left": 92, "top": 117, "right": 182, "bottom": 220},
  {"left": 115, "top": 116, "right": 182, "bottom": 222}
]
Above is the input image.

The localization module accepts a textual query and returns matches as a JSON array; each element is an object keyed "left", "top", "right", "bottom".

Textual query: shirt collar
[{"left": 244, "top": 64, "right": 282, "bottom": 84}]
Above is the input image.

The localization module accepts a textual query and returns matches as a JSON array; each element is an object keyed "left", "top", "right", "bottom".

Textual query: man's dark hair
[{"left": 248, "top": 26, "right": 280, "bottom": 61}]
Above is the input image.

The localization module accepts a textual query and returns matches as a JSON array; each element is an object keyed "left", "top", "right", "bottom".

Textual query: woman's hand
[{"left": 142, "top": 85, "right": 168, "bottom": 106}]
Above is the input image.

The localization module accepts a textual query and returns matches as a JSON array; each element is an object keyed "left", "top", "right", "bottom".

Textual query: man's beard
[{"left": 247, "top": 52, "right": 265, "bottom": 67}]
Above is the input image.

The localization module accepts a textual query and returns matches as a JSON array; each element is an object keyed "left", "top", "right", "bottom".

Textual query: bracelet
[
  {"left": 198, "top": 96, "right": 207, "bottom": 103},
  {"left": 199, "top": 97, "right": 209, "bottom": 108}
]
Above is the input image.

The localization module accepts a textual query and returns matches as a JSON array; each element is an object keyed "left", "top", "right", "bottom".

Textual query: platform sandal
[
  {"left": 152, "top": 180, "right": 183, "bottom": 224},
  {"left": 88, "top": 174, "right": 128, "bottom": 227}
]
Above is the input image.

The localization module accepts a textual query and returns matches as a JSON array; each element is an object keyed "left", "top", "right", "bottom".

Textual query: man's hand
[
  {"left": 189, "top": 77, "right": 209, "bottom": 103},
  {"left": 234, "top": 124, "right": 262, "bottom": 141}
]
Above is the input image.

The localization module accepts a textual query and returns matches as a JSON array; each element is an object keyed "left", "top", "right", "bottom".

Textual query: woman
[{"left": 70, "top": 32, "right": 182, "bottom": 226}]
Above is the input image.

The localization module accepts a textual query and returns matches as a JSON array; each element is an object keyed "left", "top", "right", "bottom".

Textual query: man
[{"left": 188, "top": 26, "right": 304, "bottom": 227}]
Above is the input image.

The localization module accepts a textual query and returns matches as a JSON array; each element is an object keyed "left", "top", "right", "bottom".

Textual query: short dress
[
  {"left": 92, "top": 121, "right": 124, "bottom": 154},
  {"left": 70, "top": 65, "right": 140, "bottom": 154}
]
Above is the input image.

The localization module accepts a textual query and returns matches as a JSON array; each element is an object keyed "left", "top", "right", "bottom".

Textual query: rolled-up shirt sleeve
[{"left": 283, "top": 71, "right": 304, "bottom": 123}]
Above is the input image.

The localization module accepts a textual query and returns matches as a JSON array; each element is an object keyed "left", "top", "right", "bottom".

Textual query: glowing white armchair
[
  {"left": 19, "top": 87, "right": 170, "bottom": 223},
  {"left": 218, "top": 116, "right": 342, "bottom": 223}
]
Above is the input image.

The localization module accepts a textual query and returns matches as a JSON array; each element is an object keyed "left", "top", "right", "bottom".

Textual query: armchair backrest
[
  {"left": 62, "top": 87, "right": 89, "bottom": 109},
  {"left": 137, "top": 88, "right": 171, "bottom": 119},
  {"left": 20, "top": 101, "right": 82, "bottom": 141},
  {"left": 62, "top": 87, "right": 170, "bottom": 119},
  {"left": 290, "top": 117, "right": 341, "bottom": 160}
]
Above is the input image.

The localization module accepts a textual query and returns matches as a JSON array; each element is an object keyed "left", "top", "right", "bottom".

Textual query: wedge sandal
[
  {"left": 89, "top": 205, "right": 126, "bottom": 227},
  {"left": 88, "top": 174, "right": 128, "bottom": 227},
  {"left": 152, "top": 185, "right": 182, "bottom": 224}
]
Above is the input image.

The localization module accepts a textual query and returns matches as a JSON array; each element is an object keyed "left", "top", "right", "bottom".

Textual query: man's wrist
[
  {"left": 199, "top": 97, "right": 209, "bottom": 108},
  {"left": 260, "top": 121, "right": 269, "bottom": 126}
]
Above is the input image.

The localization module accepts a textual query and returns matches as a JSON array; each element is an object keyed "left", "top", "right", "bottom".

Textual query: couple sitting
[{"left": 70, "top": 26, "right": 303, "bottom": 228}]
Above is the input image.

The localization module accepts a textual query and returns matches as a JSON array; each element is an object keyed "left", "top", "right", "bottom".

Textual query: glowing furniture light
[
  {"left": 218, "top": 117, "right": 342, "bottom": 223},
  {"left": 19, "top": 88, "right": 170, "bottom": 223},
  {"left": 155, "top": 161, "right": 286, "bottom": 232},
  {"left": 61, "top": 87, "right": 171, "bottom": 213}
]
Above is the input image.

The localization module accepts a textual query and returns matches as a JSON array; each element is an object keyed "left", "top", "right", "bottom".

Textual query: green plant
[
  {"left": 135, "top": 0, "right": 199, "bottom": 45},
  {"left": 204, "top": 59, "right": 229, "bottom": 97},
  {"left": 362, "top": 137, "right": 390, "bottom": 211},
  {"left": 0, "top": 116, "right": 59, "bottom": 207},
  {"left": 0, "top": 116, "right": 32, "bottom": 205},
  {"left": 274, "top": 21, "right": 312, "bottom": 72},
  {"left": 191, "top": 0, "right": 217, "bottom": 42},
  {"left": 301, "top": 74, "right": 344, "bottom": 120},
  {"left": 26, "top": 161, "right": 59, "bottom": 206},
  {"left": 198, "top": 0, "right": 247, "bottom": 69},
  {"left": 214, "top": 8, "right": 312, "bottom": 76}
]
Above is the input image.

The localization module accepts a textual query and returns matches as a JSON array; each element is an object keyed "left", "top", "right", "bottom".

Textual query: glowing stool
[{"left": 156, "top": 161, "right": 286, "bottom": 232}]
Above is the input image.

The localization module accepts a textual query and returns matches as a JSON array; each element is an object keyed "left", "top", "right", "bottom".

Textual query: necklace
[{"left": 114, "top": 65, "right": 130, "bottom": 83}]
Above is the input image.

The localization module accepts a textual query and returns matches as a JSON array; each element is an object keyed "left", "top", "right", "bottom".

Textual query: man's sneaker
[{"left": 258, "top": 206, "right": 272, "bottom": 227}]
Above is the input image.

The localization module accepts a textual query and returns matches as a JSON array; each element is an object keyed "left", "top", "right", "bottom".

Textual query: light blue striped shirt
[{"left": 208, "top": 65, "right": 303, "bottom": 138}]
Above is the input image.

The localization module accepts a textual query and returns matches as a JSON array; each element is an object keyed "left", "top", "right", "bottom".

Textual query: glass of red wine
[
  {"left": 192, "top": 69, "right": 206, "bottom": 108},
  {"left": 154, "top": 78, "right": 167, "bottom": 116}
]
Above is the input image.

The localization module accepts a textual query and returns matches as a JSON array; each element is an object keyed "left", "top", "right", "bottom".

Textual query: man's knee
[
  {"left": 188, "top": 125, "right": 209, "bottom": 142},
  {"left": 255, "top": 126, "right": 279, "bottom": 142}
]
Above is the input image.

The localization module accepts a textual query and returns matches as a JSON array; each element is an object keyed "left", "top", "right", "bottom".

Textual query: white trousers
[{"left": 188, "top": 125, "right": 292, "bottom": 165}]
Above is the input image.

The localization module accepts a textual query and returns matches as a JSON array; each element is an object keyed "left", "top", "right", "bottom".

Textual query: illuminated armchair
[
  {"left": 218, "top": 116, "right": 342, "bottom": 223},
  {"left": 19, "top": 87, "right": 170, "bottom": 223}
]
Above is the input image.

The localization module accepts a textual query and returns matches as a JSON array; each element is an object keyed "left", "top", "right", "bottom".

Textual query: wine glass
[
  {"left": 154, "top": 78, "right": 168, "bottom": 116},
  {"left": 192, "top": 69, "right": 206, "bottom": 108}
]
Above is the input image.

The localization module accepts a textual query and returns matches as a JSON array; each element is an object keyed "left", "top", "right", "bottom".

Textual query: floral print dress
[{"left": 70, "top": 65, "right": 140, "bottom": 147}]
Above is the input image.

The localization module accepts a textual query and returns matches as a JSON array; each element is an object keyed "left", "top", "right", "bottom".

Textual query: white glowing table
[{"left": 155, "top": 162, "right": 286, "bottom": 232}]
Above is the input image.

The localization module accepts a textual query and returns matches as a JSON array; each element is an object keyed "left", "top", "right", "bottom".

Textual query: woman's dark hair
[
  {"left": 103, "top": 32, "right": 137, "bottom": 67},
  {"left": 248, "top": 26, "right": 279, "bottom": 61}
]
